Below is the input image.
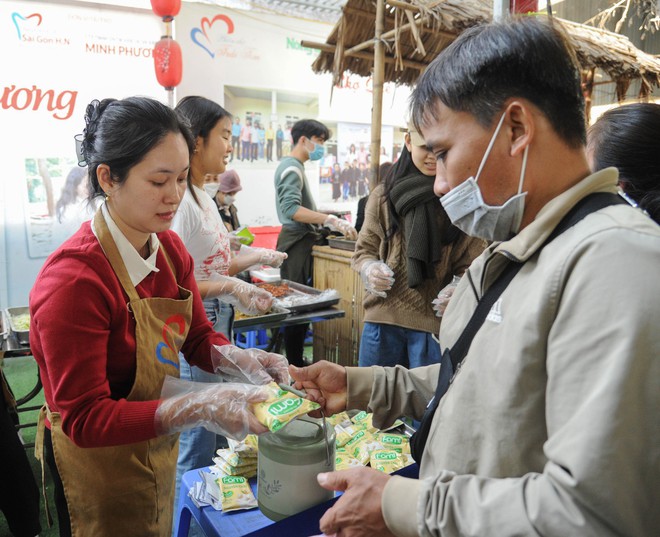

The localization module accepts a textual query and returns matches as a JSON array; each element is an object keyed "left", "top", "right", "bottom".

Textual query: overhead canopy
[{"left": 303, "top": 0, "right": 660, "bottom": 100}]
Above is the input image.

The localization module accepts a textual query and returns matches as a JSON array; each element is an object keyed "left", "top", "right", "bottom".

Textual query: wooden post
[{"left": 370, "top": 0, "right": 385, "bottom": 190}]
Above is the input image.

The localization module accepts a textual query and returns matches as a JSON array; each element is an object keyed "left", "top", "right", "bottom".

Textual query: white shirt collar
[{"left": 91, "top": 202, "right": 160, "bottom": 287}]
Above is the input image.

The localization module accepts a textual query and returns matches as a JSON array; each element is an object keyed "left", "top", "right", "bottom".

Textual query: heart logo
[
  {"left": 12, "top": 12, "right": 42, "bottom": 40},
  {"left": 155, "top": 314, "right": 186, "bottom": 370},
  {"left": 190, "top": 14, "right": 235, "bottom": 59}
]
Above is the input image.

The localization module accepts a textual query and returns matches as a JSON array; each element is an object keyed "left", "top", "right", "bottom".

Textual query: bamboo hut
[{"left": 302, "top": 0, "right": 660, "bottom": 175}]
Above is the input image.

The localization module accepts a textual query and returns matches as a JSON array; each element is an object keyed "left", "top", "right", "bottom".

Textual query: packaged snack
[
  {"left": 370, "top": 449, "right": 406, "bottom": 474},
  {"left": 343, "top": 429, "right": 376, "bottom": 465},
  {"left": 350, "top": 411, "right": 378, "bottom": 433},
  {"left": 227, "top": 434, "right": 259, "bottom": 456},
  {"left": 335, "top": 447, "right": 364, "bottom": 470},
  {"left": 334, "top": 421, "right": 367, "bottom": 448},
  {"left": 326, "top": 411, "right": 352, "bottom": 428},
  {"left": 213, "top": 457, "right": 258, "bottom": 477},
  {"left": 374, "top": 432, "right": 410, "bottom": 454},
  {"left": 251, "top": 382, "right": 320, "bottom": 432},
  {"left": 217, "top": 475, "right": 258, "bottom": 512},
  {"left": 215, "top": 448, "right": 258, "bottom": 469}
]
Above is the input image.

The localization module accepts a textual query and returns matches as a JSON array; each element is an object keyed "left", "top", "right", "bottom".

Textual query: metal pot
[{"left": 257, "top": 416, "right": 335, "bottom": 521}]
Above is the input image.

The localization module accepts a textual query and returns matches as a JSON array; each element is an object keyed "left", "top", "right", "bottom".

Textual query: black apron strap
[{"left": 410, "top": 192, "right": 627, "bottom": 463}]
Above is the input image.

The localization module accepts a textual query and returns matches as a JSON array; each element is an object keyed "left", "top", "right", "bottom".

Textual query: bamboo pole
[
  {"left": 370, "top": 0, "right": 385, "bottom": 189},
  {"left": 302, "top": 40, "right": 428, "bottom": 71}
]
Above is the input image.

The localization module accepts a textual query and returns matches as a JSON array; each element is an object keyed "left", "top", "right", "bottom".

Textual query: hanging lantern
[
  {"left": 150, "top": 0, "right": 181, "bottom": 21},
  {"left": 153, "top": 36, "right": 182, "bottom": 90},
  {"left": 510, "top": 0, "right": 538, "bottom": 14}
]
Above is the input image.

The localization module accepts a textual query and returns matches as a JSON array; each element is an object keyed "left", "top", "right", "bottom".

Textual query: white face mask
[
  {"left": 440, "top": 113, "right": 528, "bottom": 242},
  {"left": 223, "top": 194, "right": 236, "bottom": 206},
  {"left": 204, "top": 182, "right": 221, "bottom": 198}
]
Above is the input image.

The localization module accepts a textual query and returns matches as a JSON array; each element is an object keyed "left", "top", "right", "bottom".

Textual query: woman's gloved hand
[
  {"left": 237, "top": 245, "right": 288, "bottom": 269},
  {"left": 208, "top": 275, "right": 273, "bottom": 315},
  {"left": 154, "top": 376, "right": 271, "bottom": 440},
  {"left": 432, "top": 275, "right": 461, "bottom": 317},
  {"left": 211, "top": 344, "right": 290, "bottom": 385},
  {"left": 324, "top": 214, "right": 358, "bottom": 241},
  {"left": 360, "top": 260, "right": 395, "bottom": 298}
]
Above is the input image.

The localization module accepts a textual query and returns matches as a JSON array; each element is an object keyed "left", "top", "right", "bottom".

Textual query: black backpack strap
[{"left": 410, "top": 192, "right": 627, "bottom": 463}]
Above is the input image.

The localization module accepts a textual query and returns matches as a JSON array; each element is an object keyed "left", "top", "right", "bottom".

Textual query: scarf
[{"left": 390, "top": 172, "right": 444, "bottom": 288}]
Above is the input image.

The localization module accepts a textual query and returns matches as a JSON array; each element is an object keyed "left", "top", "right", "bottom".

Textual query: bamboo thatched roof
[{"left": 304, "top": 0, "right": 660, "bottom": 99}]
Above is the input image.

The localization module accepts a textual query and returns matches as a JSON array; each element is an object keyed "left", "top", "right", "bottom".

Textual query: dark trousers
[
  {"left": 276, "top": 140, "right": 283, "bottom": 160},
  {"left": 44, "top": 427, "right": 71, "bottom": 537},
  {"left": 277, "top": 229, "right": 318, "bottom": 368},
  {"left": 0, "top": 393, "right": 42, "bottom": 537},
  {"left": 231, "top": 136, "right": 239, "bottom": 160},
  {"left": 266, "top": 140, "right": 273, "bottom": 162}
]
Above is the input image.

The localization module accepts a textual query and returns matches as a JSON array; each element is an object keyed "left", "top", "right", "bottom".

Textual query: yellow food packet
[
  {"left": 344, "top": 429, "right": 375, "bottom": 465},
  {"left": 215, "top": 448, "right": 258, "bottom": 468},
  {"left": 213, "top": 457, "right": 258, "bottom": 477},
  {"left": 227, "top": 434, "right": 259, "bottom": 456},
  {"left": 350, "top": 411, "right": 378, "bottom": 433},
  {"left": 326, "top": 411, "right": 352, "bottom": 428},
  {"left": 334, "top": 422, "right": 367, "bottom": 448},
  {"left": 251, "top": 382, "right": 320, "bottom": 432},
  {"left": 370, "top": 449, "right": 406, "bottom": 474},
  {"left": 335, "top": 447, "right": 364, "bottom": 470},
  {"left": 217, "top": 475, "right": 258, "bottom": 512},
  {"left": 374, "top": 432, "right": 410, "bottom": 454}
]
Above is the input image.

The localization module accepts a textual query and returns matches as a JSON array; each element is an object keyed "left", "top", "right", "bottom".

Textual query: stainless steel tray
[
  {"left": 5, "top": 307, "right": 30, "bottom": 345},
  {"left": 233, "top": 304, "right": 290, "bottom": 329},
  {"left": 328, "top": 237, "right": 357, "bottom": 252},
  {"left": 256, "top": 280, "right": 340, "bottom": 314}
]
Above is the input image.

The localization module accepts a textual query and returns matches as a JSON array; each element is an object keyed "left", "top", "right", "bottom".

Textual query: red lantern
[
  {"left": 510, "top": 0, "right": 538, "bottom": 14},
  {"left": 153, "top": 37, "right": 182, "bottom": 90},
  {"left": 150, "top": 0, "right": 181, "bottom": 21}
]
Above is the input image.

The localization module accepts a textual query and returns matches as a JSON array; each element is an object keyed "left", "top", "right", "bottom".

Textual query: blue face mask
[{"left": 308, "top": 141, "right": 325, "bottom": 161}]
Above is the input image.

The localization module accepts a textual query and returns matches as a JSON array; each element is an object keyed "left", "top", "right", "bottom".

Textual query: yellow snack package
[
  {"left": 335, "top": 447, "right": 364, "bottom": 470},
  {"left": 251, "top": 382, "right": 320, "bottom": 432},
  {"left": 350, "top": 411, "right": 378, "bottom": 433},
  {"left": 370, "top": 449, "right": 406, "bottom": 474},
  {"left": 215, "top": 448, "right": 258, "bottom": 469},
  {"left": 227, "top": 434, "right": 259, "bottom": 456},
  {"left": 374, "top": 432, "right": 410, "bottom": 454},
  {"left": 326, "top": 411, "right": 352, "bottom": 428},
  {"left": 334, "top": 422, "right": 367, "bottom": 448},
  {"left": 213, "top": 457, "right": 258, "bottom": 477},
  {"left": 217, "top": 475, "right": 258, "bottom": 512},
  {"left": 344, "top": 429, "right": 375, "bottom": 465}
]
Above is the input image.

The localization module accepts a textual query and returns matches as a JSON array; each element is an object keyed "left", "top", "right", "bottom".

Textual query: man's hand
[
  {"left": 288, "top": 361, "right": 347, "bottom": 417},
  {"left": 317, "top": 468, "right": 395, "bottom": 537}
]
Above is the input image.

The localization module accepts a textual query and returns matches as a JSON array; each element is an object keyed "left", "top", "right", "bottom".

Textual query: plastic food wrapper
[
  {"left": 154, "top": 376, "right": 270, "bottom": 440},
  {"left": 334, "top": 422, "right": 367, "bottom": 448},
  {"left": 326, "top": 411, "right": 352, "bottom": 429},
  {"left": 343, "top": 429, "right": 376, "bottom": 465},
  {"left": 350, "top": 411, "right": 379, "bottom": 433},
  {"left": 335, "top": 447, "right": 364, "bottom": 470},
  {"left": 374, "top": 432, "right": 410, "bottom": 454},
  {"left": 370, "top": 449, "right": 407, "bottom": 474},
  {"left": 273, "top": 288, "right": 340, "bottom": 310},
  {"left": 211, "top": 344, "right": 289, "bottom": 386},
  {"left": 251, "top": 382, "right": 320, "bottom": 432},
  {"left": 213, "top": 457, "right": 258, "bottom": 478},
  {"left": 215, "top": 448, "right": 257, "bottom": 469},
  {"left": 217, "top": 475, "right": 258, "bottom": 512},
  {"left": 433, "top": 275, "right": 462, "bottom": 317},
  {"left": 227, "top": 434, "right": 259, "bottom": 456},
  {"left": 207, "top": 273, "right": 273, "bottom": 315}
]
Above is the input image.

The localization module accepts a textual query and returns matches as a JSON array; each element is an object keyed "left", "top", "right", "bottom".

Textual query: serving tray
[
  {"left": 5, "top": 307, "right": 30, "bottom": 345},
  {"left": 233, "top": 304, "right": 290, "bottom": 329},
  {"left": 256, "top": 280, "right": 340, "bottom": 314}
]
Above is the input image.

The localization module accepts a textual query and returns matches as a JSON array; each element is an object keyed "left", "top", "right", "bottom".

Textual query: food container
[
  {"left": 249, "top": 267, "right": 281, "bottom": 283},
  {"left": 258, "top": 417, "right": 335, "bottom": 521},
  {"left": 256, "top": 280, "right": 340, "bottom": 314},
  {"left": 6, "top": 307, "right": 30, "bottom": 345},
  {"left": 232, "top": 304, "right": 290, "bottom": 329},
  {"left": 328, "top": 237, "right": 357, "bottom": 252}
]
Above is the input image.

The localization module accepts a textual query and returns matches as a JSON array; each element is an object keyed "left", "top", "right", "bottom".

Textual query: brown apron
[{"left": 35, "top": 210, "right": 192, "bottom": 536}]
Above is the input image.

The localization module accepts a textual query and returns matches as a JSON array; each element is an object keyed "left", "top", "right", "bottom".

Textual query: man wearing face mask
[
  {"left": 274, "top": 119, "right": 357, "bottom": 367},
  {"left": 288, "top": 17, "right": 660, "bottom": 537}
]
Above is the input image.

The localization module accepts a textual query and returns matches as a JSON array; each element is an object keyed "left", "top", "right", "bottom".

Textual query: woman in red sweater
[{"left": 29, "top": 96, "right": 287, "bottom": 537}]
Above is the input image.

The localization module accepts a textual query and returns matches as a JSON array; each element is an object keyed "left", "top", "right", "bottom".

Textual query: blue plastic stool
[{"left": 235, "top": 329, "right": 270, "bottom": 350}]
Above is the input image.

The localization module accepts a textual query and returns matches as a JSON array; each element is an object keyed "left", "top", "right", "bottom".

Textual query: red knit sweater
[{"left": 29, "top": 223, "right": 230, "bottom": 448}]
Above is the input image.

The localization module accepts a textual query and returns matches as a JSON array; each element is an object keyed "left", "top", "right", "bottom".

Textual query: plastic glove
[
  {"left": 211, "top": 344, "right": 290, "bottom": 385},
  {"left": 154, "top": 376, "right": 271, "bottom": 440},
  {"left": 360, "top": 260, "right": 394, "bottom": 298},
  {"left": 432, "top": 275, "right": 461, "bottom": 317},
  {"left": 237, "top": 245, "right": 287, "bottom": 269},
  {"left": 324, "top": 214, "right": 358, "bottom": 241},
  {"left": 207, "top": 275, "right": 273, "bottom": 315}
]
